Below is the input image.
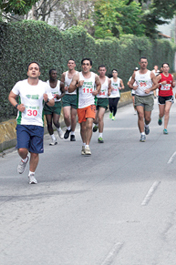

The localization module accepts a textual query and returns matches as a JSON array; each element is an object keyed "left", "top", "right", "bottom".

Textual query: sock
[
  {"left": 67, "top": 126, "right": 71, "bottom": 130},
  {"left": 29, "top": 171, "right": 35, "bottom": 176},
  {"left": 141, "top": 132, "right": 145, "bottom": 135},
  {"left": 85, "top": 145, "right": 89, "bottom": 148},
  {"left": 71, "top": 131, "right": 75, "bottom": 135},
  {"left": 99, "top": 133, "right": 103, "bottom": 138},
  {"left": 145, "top": 124, "right": 149, "bottom": 128},
  {"left": 57, "top": 127, "right": 61, "bottom": 132},
  {"left": 83, "top": 143, "right": 86, "bottom": 146},
  {"left": 51, "top": 134, "right": 56, "bottom": 141},
  {"left": 22, "top": 157, "right": 28, "bottom": 163}
]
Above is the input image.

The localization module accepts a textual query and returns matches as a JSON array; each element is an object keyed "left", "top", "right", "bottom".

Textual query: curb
[{"left": 0, "top": 91, "right": 132, "bottom": 153}]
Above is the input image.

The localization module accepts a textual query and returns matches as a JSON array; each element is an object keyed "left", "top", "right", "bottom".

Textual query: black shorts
[{"left": 158, "top": 95, "right": 174, "bottom": 105}]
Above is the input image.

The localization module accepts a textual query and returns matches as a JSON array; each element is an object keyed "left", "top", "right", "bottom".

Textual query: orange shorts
[{"left": 77, "top": 105, "right": 96, "bottom": 123}]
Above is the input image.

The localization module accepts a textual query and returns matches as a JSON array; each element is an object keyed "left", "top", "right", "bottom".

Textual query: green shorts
[
  {"left": 96, "top": 98, "right": 108, "bottom": 110},
  {"left": 62, "top": 94, "right": 77, "bottom": 109},
  {"left": 135, "top": 94, "right": 154, "bottom": 112},
  {"left": 43, "top": 101, "right": 62, "bottom": 115}
]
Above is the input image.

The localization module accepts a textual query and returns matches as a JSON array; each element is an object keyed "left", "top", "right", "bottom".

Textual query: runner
[
  {"left": 61, "top": 59, "right": 78, "bottom": 141},
  {"left": 92, "top": 65, "right": 111, "bottom": 143},
  {"left": 152, "top": 65, "right": 160, "bottom": 98},
  {"left": 157, "top": 63, "right": 175, "bottom": 134},
  {"left": 68, "top": 58, "right": 101, "bottom": 155},
  {"left": 44, "top": 69, "right": 65, "bottom": 145},
  {"left": 8, "top": 62, "right": 54, "bottom": 184},
  {"left": 109, "top": 69, "right": 124, "bottom": 121},
  {"left": 128, "top": 57, "right": 158, "bottom": 142},
  {"left": 127, "top": 67, "right": 138, "bottom": 115}
]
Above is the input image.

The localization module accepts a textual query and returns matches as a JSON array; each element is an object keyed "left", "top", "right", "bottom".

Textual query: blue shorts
[{"left": 16, "top": 125, "right": 44, "bottom": 153}]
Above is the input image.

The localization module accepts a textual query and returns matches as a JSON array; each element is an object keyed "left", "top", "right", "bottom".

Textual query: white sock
[
  {"left": 67, "top": 126, "right": 71, "bottom": 130},
  {"left": 85, "top": 145, "right": 89, "bottom": 148},
  {"left": 71, "top": 131, "right": 75, "bottom": 135},
  {"left": 83, "top": 143, "right": 86, "bottom": 146},
  {"left": 145, "top": 124, "right": 149, "bottom": 128},
  {"left": 57, "top": 127, "right": 61, "bottom": 132},
  {"left": 29, "top": 171, "right": 35, "bottom": 176},
  {"left": 141, "top": 132, "right": 145, "bottom": 135},
  {"left": 22, "top": 157, "right": 28, "bottom": 163},
  {"left": 51, "top": 134, "right": 56, "bottom": 141},
  {"left": 99, "top": 133, "right": 103, "bottom": 138}
]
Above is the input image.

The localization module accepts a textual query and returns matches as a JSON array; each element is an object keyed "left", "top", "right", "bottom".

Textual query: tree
[
  {"left": 94, "top": 0, "right": 145, "bottom": 38},
  {"left": 0, "top": 0, "right": 38, "bottom": 15}
]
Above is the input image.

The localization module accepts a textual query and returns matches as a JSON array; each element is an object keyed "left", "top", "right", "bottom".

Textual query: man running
[
  {"left": 44, "top": 69, "right": 65, "bottom": 145},
  {"left": 92, "top": 65, "right": 111, "bottom": 143},
  {"left": 69, "top": 58, "right": 101, "bottom": 155},
  {"left": 8, "top": 62, "right": 54, "bottom": 184},
  {"left": 109, "top": 69, "right": 124, "bottom": 120},
  {"left": 128, "top": 57, "right": 158, "bottom": 142},
  {"left": 127, "top": 67, "right": 138, "bottom": 115},
  {"left": 61, "top": 59, "right": 78, "bottom": 141},
  {"left": 157, "top": 63, "right": 175, "bottom": 134}
]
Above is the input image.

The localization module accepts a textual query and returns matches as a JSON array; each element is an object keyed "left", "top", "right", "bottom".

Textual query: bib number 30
[{"left": 27, "top": 109, "right": 38, "bottom": 116}]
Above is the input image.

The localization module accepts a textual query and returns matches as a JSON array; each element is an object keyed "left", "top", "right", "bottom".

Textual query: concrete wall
[{"left": 0, "top": 91, "right": 132, "bottom": 153}]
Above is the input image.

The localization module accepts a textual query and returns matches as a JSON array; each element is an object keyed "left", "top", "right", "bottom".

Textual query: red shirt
[{"left": 159, "top": 73, "right": 173, "bottom": 97}]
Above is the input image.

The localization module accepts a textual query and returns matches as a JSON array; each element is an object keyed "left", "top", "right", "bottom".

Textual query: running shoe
[
  {"left": 85, "top": 146, "right": 91, "bottom": 155},
  {"left": 112, "top": 116, "right": 115, "bottom": 121},
  {"left": 58, "top": 129, "right": 64, "bottom": 139},
  {"left": 64, "top": 129, "right": 71, "bottom": 139},
  {"left": 140, "top": 135, "right": 146, "bottom": 142},
  {"left": 81, "top": 146, "right": 85, "bottom": 155},
  {"left": 49, "top": 139, "right": 57, "bottom": 146},
  {"left": 70, "top": 135, "right": 76, "bottom": 141},
  {"left": 93, "top": 125, "right": 98, "bottom": 132},
  {"left": 98, "top": 137, "right": 104, "bottom": 143},
  {"left": 17, "top": 156, "right": 29, "bottom": 174},
  {"left": 163, "top": 129, "right": 168, "bottom": 134},
  {"left": 109, "top": 113, "right": 113, "bottom": 119},
  {"left": 28, "top": 174, "right": 37, "bottom": 184},
  {"left": 145, "top": 126, "right": 150, "bottom": 135},
  {"left": 158, "top": 117, "right": 162, "bottom": 126}
]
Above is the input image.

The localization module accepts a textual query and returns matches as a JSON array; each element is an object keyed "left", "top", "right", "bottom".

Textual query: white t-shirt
[
  {"left": 65, "top": 71, "right": 78, "bottom": 95},
  {"left": 12, "top": 79, "right": 53, "bottom": 127},
  {"left": 109, "top": 77, "right": 121, "bottom": 98},
  {"left": 77, "top": 72, "right": 96, "bottom": 108},
  {"left": 135, "top": 70, "right": 153, "bottom": 97},
  {"left": 47, "top": 80, "right": 61, "bottom": 102},
  {"left": 97, "top": 76, "right": 109, "bottom": 98}
]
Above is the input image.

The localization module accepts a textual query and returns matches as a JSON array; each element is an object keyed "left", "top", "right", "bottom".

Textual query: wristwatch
[
  {"left": 45, "top": 98, "right": 49, "bottom": 103},
  {"left": 15, "top": 103, "right": 19, "bottom": 108}
]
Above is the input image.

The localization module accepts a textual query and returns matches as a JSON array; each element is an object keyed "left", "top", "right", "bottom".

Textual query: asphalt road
[{"left": 1, "top": 96, "right": 176, "bottom": 265}]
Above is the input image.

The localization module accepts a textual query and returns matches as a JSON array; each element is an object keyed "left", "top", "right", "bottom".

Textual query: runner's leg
[
  {"left": 98, "top": 107, "right": 106, "bottom": 133},
  {"left": 164, "top": 101, "right": 172, "bottom": 129},
  {"left": 136, "top": 106, "right": 145, "bottom": 133}
]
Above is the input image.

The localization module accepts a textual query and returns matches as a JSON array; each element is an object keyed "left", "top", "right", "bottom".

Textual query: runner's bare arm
[
  {"left": 172, "top": 75, "right": 176, "bottom": 88},
  {"left": 108, "top": 78, "right": 111, "bottom": 96},
  {"left": 120, "top": 79, "right": 125, "bottom": 89},
  {"left": 56, "top": 81, "right": 65, "bottom": 99},
  {"left": 128, "top": 73, "right": 138, "bottom": 90},
  {"left": 92, "top": 74, "right": 101, "bottom": 96},
  {"left": 8, "top": 91, "right": 25, "bottom": 112},
  {"left": 68, "top": 74, "right": 79, "bottom": 93},
  {"left": 145, "top": 72, "right": 159, "bottom": 94},
  {"left": 43, "top": 94, "right": 55, "bottom": 106},
  {"left": 61, "top": 72, "right": 68, "bottom": 91}
]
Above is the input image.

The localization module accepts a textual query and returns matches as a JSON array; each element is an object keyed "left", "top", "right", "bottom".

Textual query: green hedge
[{"left": 0, "top": 21, "right": 175, "bottom": 121}]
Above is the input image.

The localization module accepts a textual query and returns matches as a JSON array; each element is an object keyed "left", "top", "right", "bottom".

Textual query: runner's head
[
  {"left": 154, "top": 65, "right": 158, "bottom": 71},
  {"left": 139, "top": 57, "right": 148, "bottom": 70},
  {"left": 98, "top": 65, "right": 106, "bottom": 77},
  {"left": 81, "top": 58, "right": 92, "bottom": 73},
  {"left": 162, "top": 63, "right": 169, "bottom": 74},
  {"left": 112, "top": 69, "right": 118, "bottom": 78},
  {"left": 67, "top": 59, "right": 76, "bottom": 70},
  {"left": 27, "top": 62, "right": 41, "bottom": 79},
  {"left": 49, "top": 69, "right": 57, "bottom": 81}
]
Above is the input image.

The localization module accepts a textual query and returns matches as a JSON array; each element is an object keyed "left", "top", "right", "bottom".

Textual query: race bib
[
  {"left": 26, "top": 106, "right": 39, "bottom": 117},
  {"left": 99, "top": 91, "right": 106, "bottom": 96},
  {"left": 161, "top": 84, "right": 171, "bottom": 91},
  {"left": 82, "top": 87, "right": 93, "bottom": 94},
  {"left": 139, "top": 81, "right": 147, "bottom": 87}
]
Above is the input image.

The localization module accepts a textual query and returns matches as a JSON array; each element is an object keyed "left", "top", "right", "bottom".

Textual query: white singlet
[
  {"left": 109, "top": 77, "right": 121, "bottom": 98},
  {"left": 47, "top": 80, "right": 61, "bottom": 102},
  {"left": 77, "top": 72, "right": 96, "bottom": 109},
  {"left": 12, "top": 79, "right": 53, "bottom": 127},
  {"left": 152, "top": 69, "right": 160, "bottom": 77},
  {"left": 129, "top": 76, "right": 137, "bottom": 95},
  {"left": 97, "top": 76, "right": 109, "bottom": 98},
  {"left": 65, "top": 71, "right": 78, "bottom": 95},
  {"left": 135, "top": 70, "right": 153, "bottom": 96}
]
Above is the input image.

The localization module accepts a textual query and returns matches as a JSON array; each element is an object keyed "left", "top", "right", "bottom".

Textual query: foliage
[
  {"left": 0, "top": 0, "right": 38, "bottom": 15},
  {"left": 0, "top": 21, "right": 175, "bottom": 120}
]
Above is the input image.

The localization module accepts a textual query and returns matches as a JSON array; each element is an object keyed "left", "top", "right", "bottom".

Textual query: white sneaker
[
  {"left": 49, "top": 139, "right": 57, "bottom": 146},
  {"left": 85, "top": 146, "right": 91, "bottom": 155},
  {"left": 17, "top": 156, "right": 29, "bottom": 174},
  {"left": 28, "top": 174, "right": 37, "bottom": 184},
  {"left": 58, "top": 129, "right": 64, "bottom": 139},
  {"left": 81, "top": 146, "right": 85, "bottom": 155}
]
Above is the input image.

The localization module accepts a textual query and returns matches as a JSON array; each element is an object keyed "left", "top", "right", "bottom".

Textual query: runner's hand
[
  {"left": 78, "top": 80, "right": 84, "bottom": 87},
  {"left": 133, "top": 86, "right": 138, "bottom": 90},
  {"left": 65, "top": 86, "right": 68, "bottom": 91},
  {"left": 18, "top": 104, "right": 25, "bottom": 112},
  {"left": 56, "top": 94, "right": 61, "bottom": 99},
  {"left": 144, "top": 89, "right": 151, "bottom": 94},
  {"left": 92, "top": 90, "right": 98, "bottom": 96},
  {"left": 43, "top": 93, "right": 48, "bottom": 102}
]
